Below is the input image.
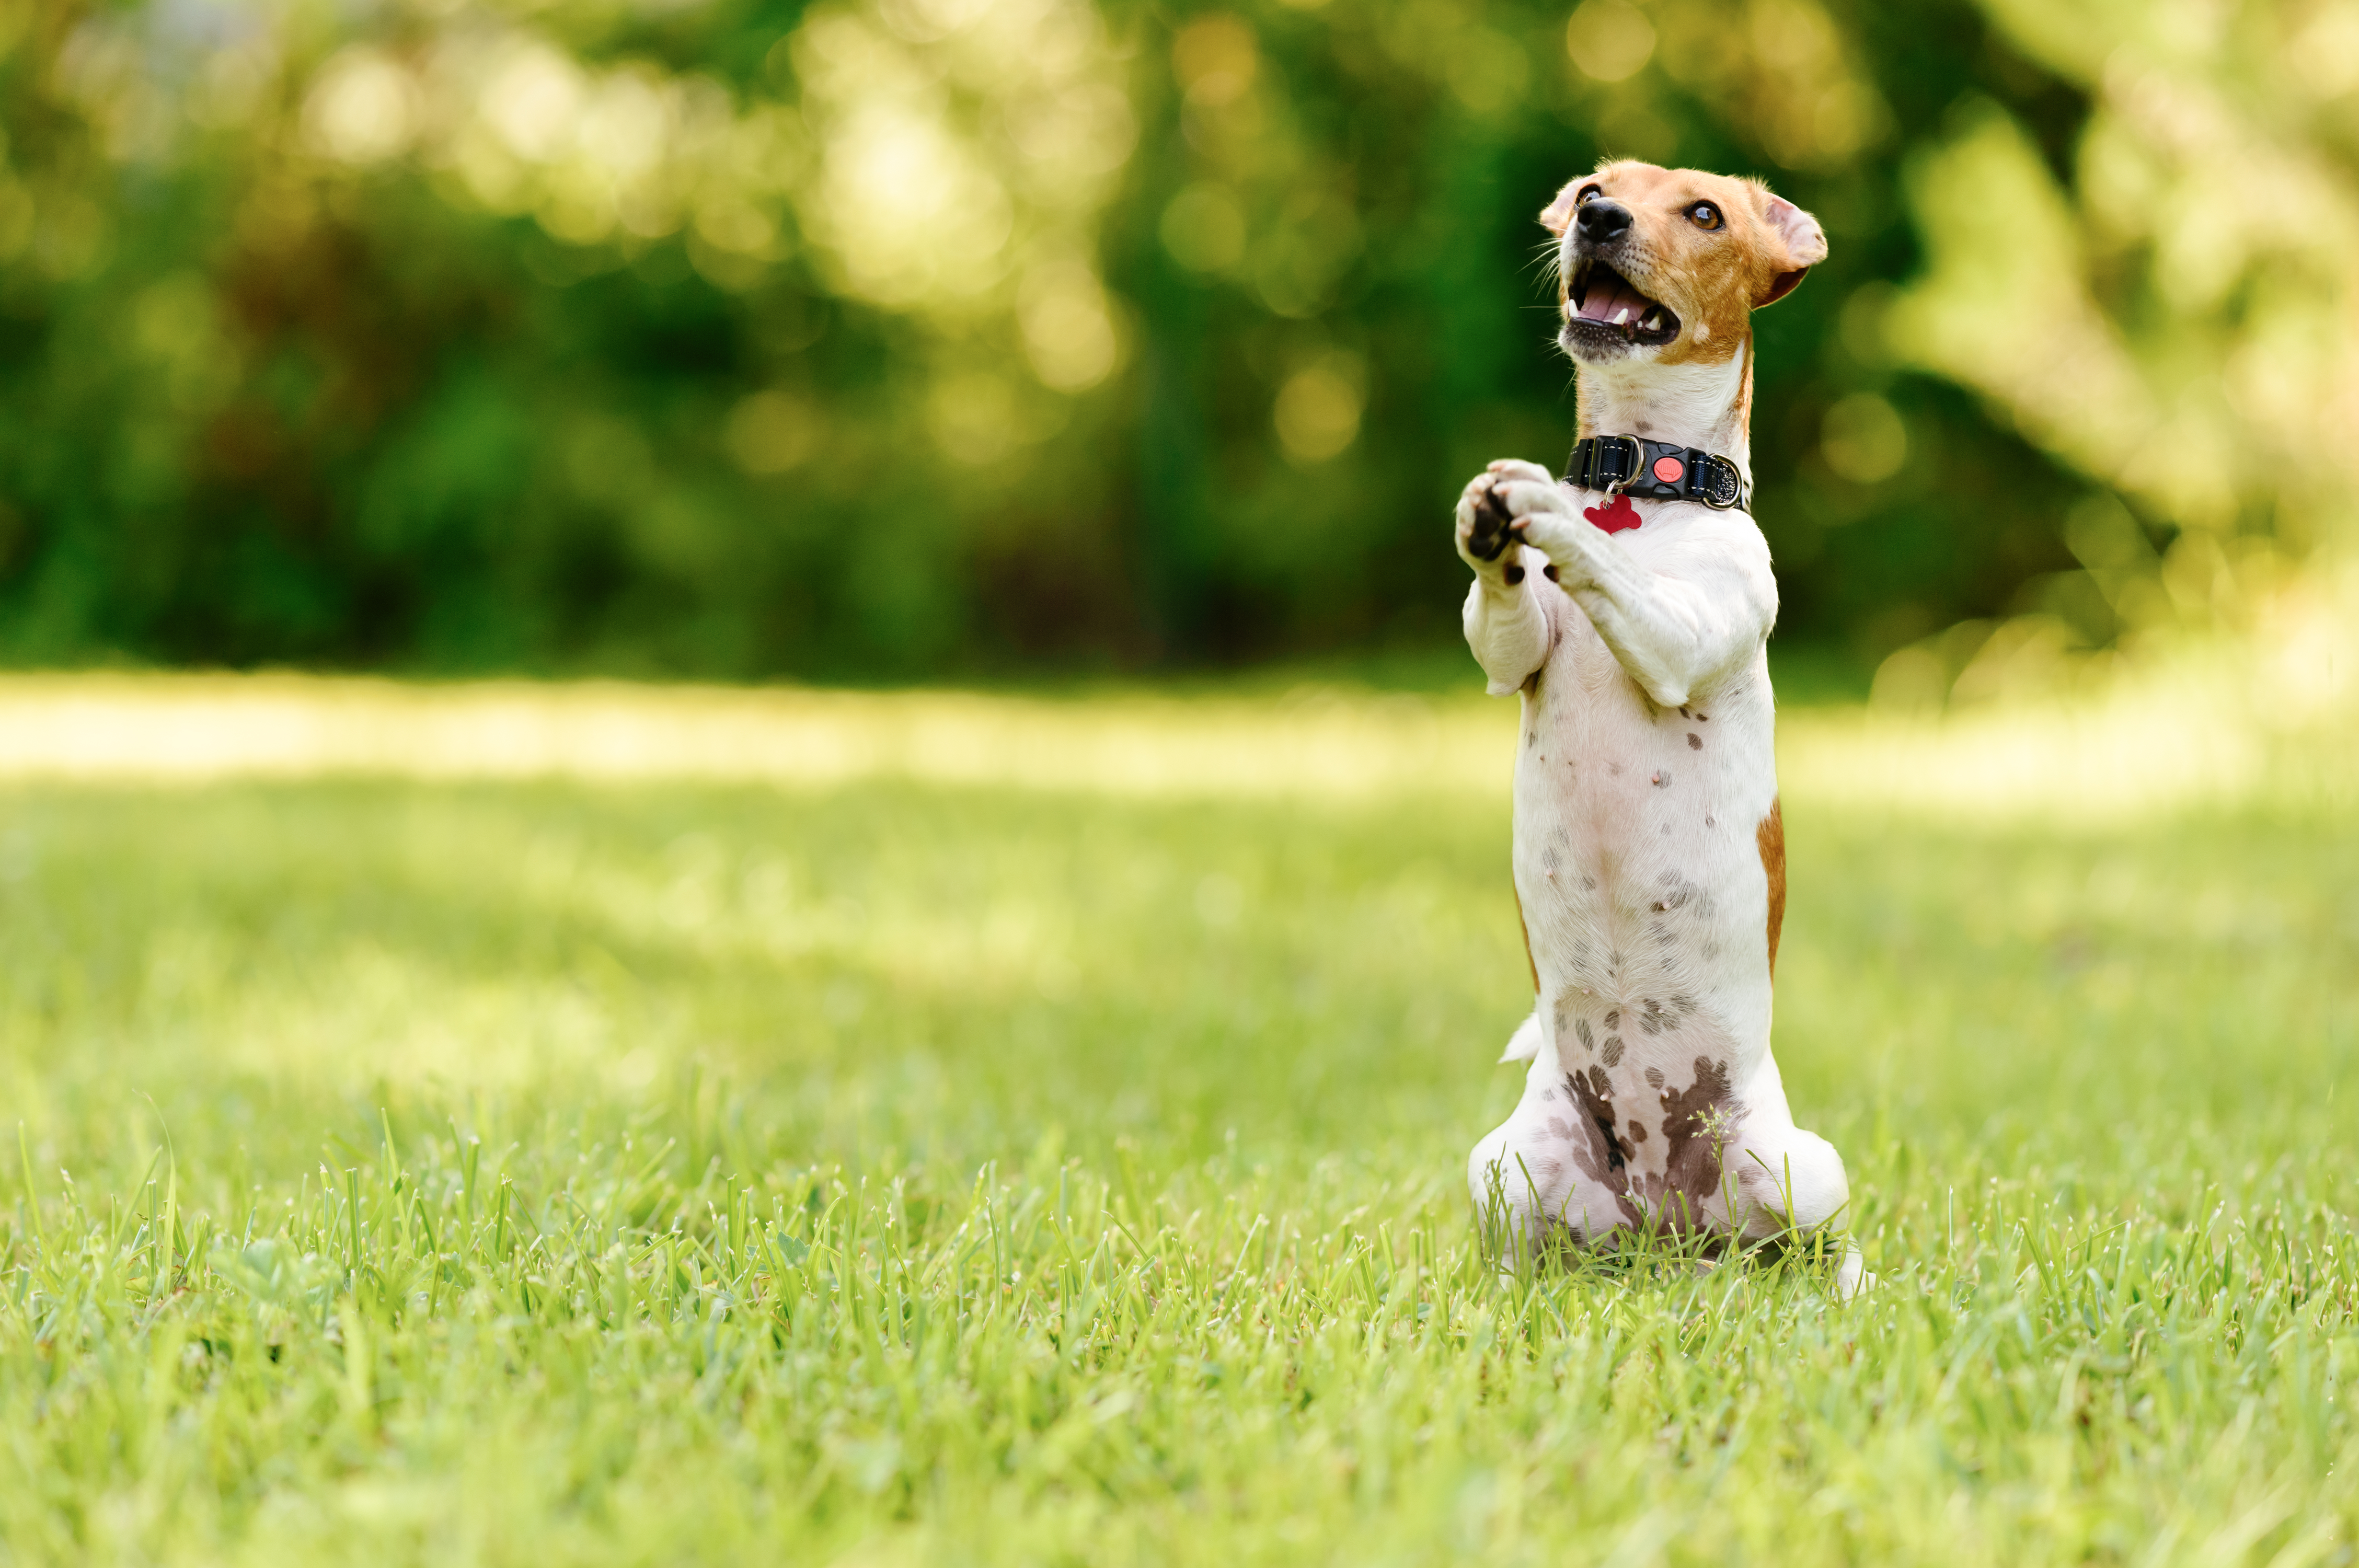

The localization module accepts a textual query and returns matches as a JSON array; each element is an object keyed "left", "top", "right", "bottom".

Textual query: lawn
[{"left": 1, "top": 676, "right": 2353, "bottom": 1565}]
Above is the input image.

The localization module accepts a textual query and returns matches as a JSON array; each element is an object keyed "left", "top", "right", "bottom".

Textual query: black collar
[{"left": 1564, "top": 434, "right": 1751, "bottom": 513}]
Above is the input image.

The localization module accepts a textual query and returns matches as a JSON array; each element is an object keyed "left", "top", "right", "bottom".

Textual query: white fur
[
  {"left": 1453, "top": 362, "right": 1867, "bottom": 1298},
  {"left": 1558, "top": 354, "right": 1753, "bottom": 481},
  {"left": 1498, "top": 1010, "right": 1544, "bottom": 1064}
]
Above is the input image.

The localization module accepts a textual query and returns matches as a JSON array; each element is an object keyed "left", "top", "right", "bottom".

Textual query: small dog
[{"left": 1455, "top": 160, "right": 1865, "bottom": 1295}]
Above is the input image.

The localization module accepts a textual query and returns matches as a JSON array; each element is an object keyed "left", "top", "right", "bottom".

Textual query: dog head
[{"left": 1541, "top": 161, "right": 1826, "bottom": 367}]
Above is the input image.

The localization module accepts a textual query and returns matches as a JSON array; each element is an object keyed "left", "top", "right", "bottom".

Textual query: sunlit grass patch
[
  {"left": 1, "top": 678, "right": 2354, "bottom": 1564},
  {"left": 2, "top": 661, "right": 2350, "bottom": 820}
]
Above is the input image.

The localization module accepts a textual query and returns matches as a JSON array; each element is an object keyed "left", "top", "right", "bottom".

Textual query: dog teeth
[{"left": 1612, "top": 306, "right": 1629, "bottom": 325}]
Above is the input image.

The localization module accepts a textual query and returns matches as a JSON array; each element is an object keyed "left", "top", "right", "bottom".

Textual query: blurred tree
[
  {"left": 0, "top": 0, "right": 2345, "bottom": 689},
  {"left": 1881, "top": 0, "right": 2359, "bottom": 704}
]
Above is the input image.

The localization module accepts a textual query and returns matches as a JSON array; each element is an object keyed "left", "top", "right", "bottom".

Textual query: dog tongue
[{"left": 1575, "top": 271, "right": 1652, "bottom": 326}]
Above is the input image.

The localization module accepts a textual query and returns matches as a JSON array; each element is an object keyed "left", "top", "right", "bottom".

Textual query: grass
[{"left": 0, "top": 678, "right": 2354, "bottom": 1565}]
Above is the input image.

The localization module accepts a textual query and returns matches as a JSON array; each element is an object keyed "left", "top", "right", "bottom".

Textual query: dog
[{"left": 1454, "top": 160, "right": 1866, "bottom": 1296}]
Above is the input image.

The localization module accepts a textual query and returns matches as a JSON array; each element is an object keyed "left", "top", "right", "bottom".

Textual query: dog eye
[
  {"left": 1577, "top": 185, "right": 1602, "bottom": 205},
  {"left": 1687, "top": 202, "right": 1723, "bottom": 230}
]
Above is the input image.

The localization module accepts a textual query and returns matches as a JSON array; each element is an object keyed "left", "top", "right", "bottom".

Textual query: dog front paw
[
  {"left": 1476, "top": 470, "right": 1582, "bottom": 562},
  {"left": 1464, "top": 486, "right": 1517, "bottom": 563},
  {"left": 1507, "top": 501, "right": 1584, "bottom": 563},
  {"left": 1455, "top": 472, "right": 1523, "bottom": 569},
  {"left": 1485, "top": 458, "right": 1561, "bottom": 492}
]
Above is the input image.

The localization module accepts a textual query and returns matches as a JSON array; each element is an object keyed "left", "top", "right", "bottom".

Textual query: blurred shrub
[
  {"left": 1882, "top": 0, "right": 2359, "bottom": 704},
  {"left": 0, "top": 0, "right": 2347, "bottom": 684}
]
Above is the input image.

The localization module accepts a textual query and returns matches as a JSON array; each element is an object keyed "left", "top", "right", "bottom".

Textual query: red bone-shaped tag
[{"left": 1584, "top": 493, "right": 1642, "bottom": 534}]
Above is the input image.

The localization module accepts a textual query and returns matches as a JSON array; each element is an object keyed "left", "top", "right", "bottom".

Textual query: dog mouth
[{"left": 1565, "top": 260, "right": 1679, "bottom": 346}]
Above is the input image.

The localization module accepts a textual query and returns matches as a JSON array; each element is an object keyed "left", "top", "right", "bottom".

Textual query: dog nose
[{"left": 1576, "top": 198, "right": 1632, "bottom": 244}]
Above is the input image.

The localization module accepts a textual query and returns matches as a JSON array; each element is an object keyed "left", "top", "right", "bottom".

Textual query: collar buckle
[
  {"left": 1697, "top": 453, "right": 1745, "bottom": 509},
  {"left": 1601, "top": 434, "right": 1646, "bottom": 495},
  {"left": 1593, "top": 434, "right": 1645, "bottom": 495}
]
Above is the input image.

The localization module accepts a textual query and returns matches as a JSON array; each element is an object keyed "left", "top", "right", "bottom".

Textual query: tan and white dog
[{"left": 1455, "top": 160, "right": 1865, "bottom": 1295}]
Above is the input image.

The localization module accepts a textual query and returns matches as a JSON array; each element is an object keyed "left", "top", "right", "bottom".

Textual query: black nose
[{"left": 1575, "top": 198, "right": 1632, "bottom": 244}]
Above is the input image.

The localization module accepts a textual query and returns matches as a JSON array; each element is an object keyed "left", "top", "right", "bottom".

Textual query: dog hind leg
[
  {"left": 1728, "top": 1122, "right": 1873, "bottom": 1297},
  {"left": 1498, "top": 1008, "right": 1543, "bottom": 1063}
]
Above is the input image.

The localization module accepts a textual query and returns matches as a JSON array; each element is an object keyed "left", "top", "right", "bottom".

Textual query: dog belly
[{"left": 1509, "top": 610, "right": 1780, "bottom": 1122}]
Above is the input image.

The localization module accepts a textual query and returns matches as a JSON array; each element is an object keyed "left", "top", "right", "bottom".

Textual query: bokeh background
[{"left": 2, "top": 0, "right": 2354, "bottom": 692}]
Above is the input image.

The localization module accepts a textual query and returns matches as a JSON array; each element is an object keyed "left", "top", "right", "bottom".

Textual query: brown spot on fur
[
  {"left": 1636, "top": 994, "right": 1695, "bottom": 1035},
  {"left": 1729, "top": 344, "right": 1755, "bottom": 441},
  {"left": 1561, "top": 1060, "right": 1736, "bottom": 1234},
  {"left": 1687, "top": 733, "right": 1702, "bottom": 750},
  {"left": 1516, "top": 886, "right": 1539, "bottom": 994},
  {"left": 1553, "top": 995, "right": 1590, "bottom": 1053},
  {"left": 1601, "top": 1035, "right": 1624, "bottom": 1066},
  {"left": 1651, "top": 1057, "right": 1741, "bottom": 1228},
  {"left": 1563, "top": 1071, "right": 1647, "bottom": 1229},
  {"left": 1757, "top": 796, "right": 1786, "bottom": 978}
]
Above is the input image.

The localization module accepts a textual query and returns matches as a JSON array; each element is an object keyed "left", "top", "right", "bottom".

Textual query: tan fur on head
[{"left": 1544, "top": 161, "right": 1826, "bottom": 367}]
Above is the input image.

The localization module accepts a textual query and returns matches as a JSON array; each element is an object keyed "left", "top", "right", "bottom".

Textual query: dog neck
[{"left": 1572, "top": 342, "right": 1754, "bottom": 483}]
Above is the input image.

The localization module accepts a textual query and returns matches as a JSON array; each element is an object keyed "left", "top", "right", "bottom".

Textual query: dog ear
[
  {"left": 1753, "top": 192, "right": 1827, "bottom": 308},
  {"left": 1539, "top": 180, "right": 1585, "bottom": 237}
]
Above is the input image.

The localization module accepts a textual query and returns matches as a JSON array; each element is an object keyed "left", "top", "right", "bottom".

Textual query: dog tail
[{"left": 1497, "top": 1008, "right": 1543, "bottom": 1064}]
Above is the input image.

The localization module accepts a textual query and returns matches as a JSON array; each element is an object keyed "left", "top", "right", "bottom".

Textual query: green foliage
[
  {"left": 0, "top": 0, "right": 2155, "bottom": 679},
  {"left": 1, "top": 725, "right": 2354, "bottom": 1561}
]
